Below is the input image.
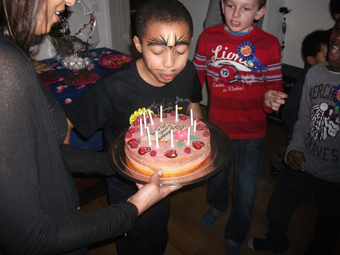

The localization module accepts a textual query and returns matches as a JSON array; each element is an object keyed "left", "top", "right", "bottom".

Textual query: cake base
[{"left": 125, "top": 153, "right": 212, "bottom": 178}]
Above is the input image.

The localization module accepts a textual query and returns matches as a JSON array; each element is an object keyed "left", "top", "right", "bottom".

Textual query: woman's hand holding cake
[{"left": 128, "top": 171, "right": 181, "bottom": 215}]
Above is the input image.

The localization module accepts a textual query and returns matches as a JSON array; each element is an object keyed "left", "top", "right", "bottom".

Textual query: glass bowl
[{"left": 60, "top": 51, "right": 93, "bottom": 71}]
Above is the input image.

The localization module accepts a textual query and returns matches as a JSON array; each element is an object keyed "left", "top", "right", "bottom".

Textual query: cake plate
[{"left": 109, "top": 122, "right": 232, "bottom": 186}]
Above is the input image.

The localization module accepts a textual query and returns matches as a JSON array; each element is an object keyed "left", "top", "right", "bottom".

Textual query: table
[{"left": 40, "top": 47, "right": 131, "bottom": 151}]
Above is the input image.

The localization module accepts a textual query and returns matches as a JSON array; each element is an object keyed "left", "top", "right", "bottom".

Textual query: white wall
[
  {"left": 180, "top": 0, "right": 210, "bottom": 60},
  {"left": 264, "top": 0, "right": 334, "bottom": 68},
  {"left": 261, "top": 0, "right": 285, "bottom": 40},
  {"left": 180, "top": 0, "right": 210, "bottom": 105},
  {"left": 82, "top": 0, "right": 113, "bottom": 49}
]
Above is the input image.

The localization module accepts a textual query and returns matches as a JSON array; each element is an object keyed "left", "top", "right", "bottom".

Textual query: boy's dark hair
[
  {"left": 329, "top": 0, "right": 340, "bottom": 20},
  {"left": 301, "top": 30, "right": 329, "bottom": 64},
  {"left": 259, "top": 0, "right": 267, "bottom": 10},
  {"left": 135, "top": 0, "right": 193, "bottom": 40}
]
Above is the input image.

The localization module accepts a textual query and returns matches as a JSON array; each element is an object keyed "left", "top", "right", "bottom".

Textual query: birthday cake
[{"left": 124, "top": 109, "right": 211, "bottom": 178}]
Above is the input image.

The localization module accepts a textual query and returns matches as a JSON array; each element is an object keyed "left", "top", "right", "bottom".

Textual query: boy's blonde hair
[{"left": 222, "top": 0, "right": 266, "bottom": 10}]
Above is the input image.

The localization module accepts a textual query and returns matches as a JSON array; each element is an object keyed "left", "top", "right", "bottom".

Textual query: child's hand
[
  {"left": 188, "top": 103, "right": 203, "bottom": 120},
  {"left": 264, "top": 90, "right": 288, "bottom": 112},
  {"left": 286, "top": 150, "right": 306, "bottom": 171}
]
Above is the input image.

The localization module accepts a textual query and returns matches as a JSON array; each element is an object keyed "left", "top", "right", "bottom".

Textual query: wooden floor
[{"left": 78, "top": 119, "right": 340, "bottom": 255}]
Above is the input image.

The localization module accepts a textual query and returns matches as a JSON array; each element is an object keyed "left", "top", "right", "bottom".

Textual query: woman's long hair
[{"left": 0, "top": 0, "right": 44, "bottom": 55}]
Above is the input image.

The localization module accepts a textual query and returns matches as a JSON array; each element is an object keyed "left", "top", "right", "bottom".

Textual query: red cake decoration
[
  {"left": 129, "top": 127, "right": 139, "bottom": 133},
  {"left": 203, "top": 130, "right": 210, "bottom": 137},
  {"left": 184, "top": 147, "right": 191, "bottom": 154},
  {"left": 157, "top": 113, "right": 167, "bottom": 119},
  {"left": 164, "top": 149, "right": 178, "bottom": 158},
  {"left": 130, "top": 143, "right": 138, "bottom": 149},
  {"left": 138, "top": 147, "right": 151, "bottom": 155},
  {"left": 180, "top": 114, "right": 188, "bottom": 120},
  {"left": 127, "top": 138, "right": 140, "bottom": 146},
  {"left": 193, "top": 141, "right": 205, "bottom": 150},
  {"left": 197, "top": 124, "right": 207, "bottom": 130}
]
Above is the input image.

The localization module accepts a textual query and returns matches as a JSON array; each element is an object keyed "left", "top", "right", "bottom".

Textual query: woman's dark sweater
[{"left": 0, "top": 32, "right": 138, "bottom": 255}]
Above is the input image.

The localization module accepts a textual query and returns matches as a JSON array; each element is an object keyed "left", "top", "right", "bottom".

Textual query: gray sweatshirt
[{"left": 285, "top": 62, "right": 340, "bottom": 183}]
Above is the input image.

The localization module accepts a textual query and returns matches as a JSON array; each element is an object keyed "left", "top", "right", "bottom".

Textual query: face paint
[
  {"left": 167, "top": 31, "right": 175, "bottom": 49},
  {"left": 135, "top": 21, "right": 191, "bottom": 86}
]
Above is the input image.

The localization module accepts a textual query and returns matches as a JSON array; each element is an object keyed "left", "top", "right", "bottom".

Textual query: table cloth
[{"left": 40, "top": 47, "right": 131, "bottom": 151}]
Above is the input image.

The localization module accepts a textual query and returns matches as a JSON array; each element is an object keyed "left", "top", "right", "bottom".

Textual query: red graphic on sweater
[{"left": 219, "top": 64, "right": 238, "bottom": 83}]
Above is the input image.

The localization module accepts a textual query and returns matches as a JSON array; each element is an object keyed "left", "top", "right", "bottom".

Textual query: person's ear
[
  {"left": 255, "top": 6, "right": 266, "bottom": 21},
  {"left": 306, "top": 56, "right": 316, "bottom": 66},
  {"left": 221, "top": 0, "right": 225, "bottom": 15},
  {"left": 133, "top": 36, "right": 142, "bottom": 53}
]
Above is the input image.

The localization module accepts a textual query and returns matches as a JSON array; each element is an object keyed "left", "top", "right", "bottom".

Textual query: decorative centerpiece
[
  {"left": 49, "top": 0, "right": 98, "bottom": 71},
  {"left": 60, "top": 50, "right": 93, "bottom": 71}
]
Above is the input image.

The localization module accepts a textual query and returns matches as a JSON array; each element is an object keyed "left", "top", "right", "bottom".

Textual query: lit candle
[
  {"left": 194, "top": 119, "right": 197, "bottom": 132},
  {"left": 146, "top": 127, "right": 151, "bottom": 146},
  {"left": 148, "top": 110, "right": 154, "bottom": 125},
  {"left": 170, "top": 129, "right": 174, "bottom": 147},
  {"left": 143, "top": 111, "right": 147, "bottom": 129},
  {"left": 155, "top": 130, "right": 159, "bottom": 148},
  {"left": 139, "top": 118, "right": 143, "bottom": 136},
  {"left": 160, "top": 105, "right": 163, "bottom": 122},
  {"left": 190, "top": 108, "right": 193, "bottom": 126},
  {"left": 187, "top": 127, "right": 190, "bottom": 145},
  {"left": 175, "top": 104, "right": 178, "bottom": 122}
]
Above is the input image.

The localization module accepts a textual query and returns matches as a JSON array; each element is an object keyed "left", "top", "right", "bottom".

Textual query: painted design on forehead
[
  {"left": 147, "top": 34, "right": 190, "bottom": 49},
  {"left": 166, "top": 30, "right": 176, "bottom": 49}
]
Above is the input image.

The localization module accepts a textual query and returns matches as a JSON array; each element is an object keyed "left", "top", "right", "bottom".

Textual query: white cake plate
[{"left": 109, "top": 121, "right": 232, "bottom": 186}]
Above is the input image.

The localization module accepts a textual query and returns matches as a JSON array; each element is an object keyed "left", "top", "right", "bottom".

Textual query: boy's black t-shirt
[{"left": 65, "top": 59, "right": 202, "bottom": 150}]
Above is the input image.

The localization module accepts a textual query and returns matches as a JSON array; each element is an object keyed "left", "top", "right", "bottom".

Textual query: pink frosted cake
[{"left": 124, "top": 110, "right": 211, "bottom": 178}]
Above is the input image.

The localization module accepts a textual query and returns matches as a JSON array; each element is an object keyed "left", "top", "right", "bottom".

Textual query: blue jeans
[
  {"left": 266, "top": 167, "right": 340, "bottom": 254},
  {"left": 207, "top": 138, "right": 264, "bottom": 244}
]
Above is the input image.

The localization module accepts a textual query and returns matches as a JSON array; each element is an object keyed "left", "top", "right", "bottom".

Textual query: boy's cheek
[
  {"left": 181, "top": 57, "right": 188, "bottom": 70},
  {"left": 143, "top": 56, "right": 158, "bottom": 69}
]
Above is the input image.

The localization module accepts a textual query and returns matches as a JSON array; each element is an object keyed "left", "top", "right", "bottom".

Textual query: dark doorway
[{"left": 129, "top": 0, "right": 147, "bottom": 57}]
